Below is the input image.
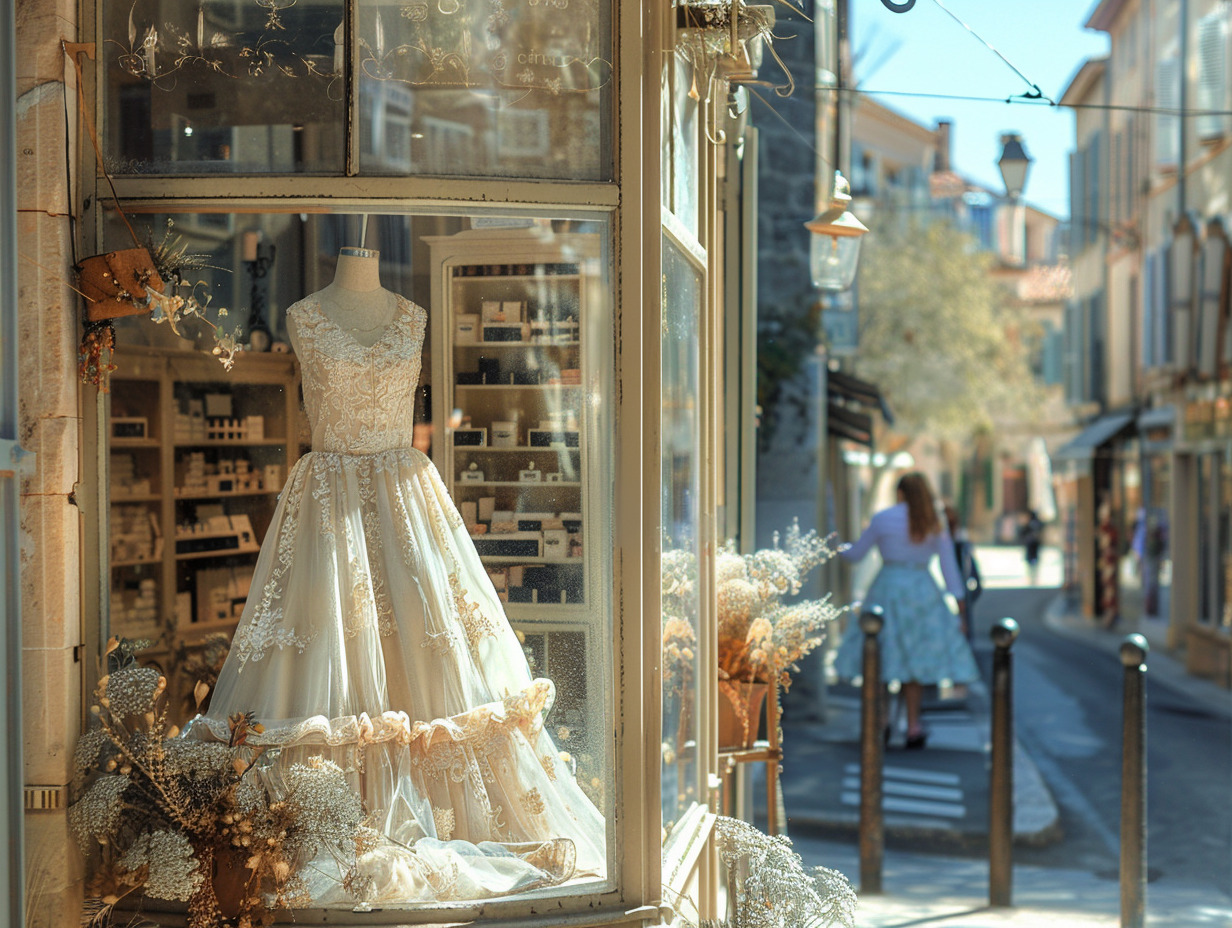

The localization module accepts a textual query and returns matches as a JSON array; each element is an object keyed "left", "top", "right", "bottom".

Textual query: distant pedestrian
[
  {"left": 944, "top": 504, "right": 982, "bottom": 643},
  {"left": 832, "top": 473, "right": 979, "bottom": 749},
  {"left": 1020, "top": 509, "right": 1044, "bottom": 584}
]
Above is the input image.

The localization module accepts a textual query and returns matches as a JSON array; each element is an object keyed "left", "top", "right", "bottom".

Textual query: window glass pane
[
  {"left": 660, "top": 58, "right": 698, "bottom": 231},
  {"left": 660, "top": 233, "right": 702, "bottom": 840},
  {"left": 99, "top": 209, "right": 614, "bottom": 903},
  {"left": 102, "top": 0, "right": 345, "bottom": 173},
  {"left": 357, "top": 0, "right": 611, "bottom": 178}
]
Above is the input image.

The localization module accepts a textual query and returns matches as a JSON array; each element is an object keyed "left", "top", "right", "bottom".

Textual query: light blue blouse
[{"left": 840, "top": 502, "right": 965, "bottom": 600}]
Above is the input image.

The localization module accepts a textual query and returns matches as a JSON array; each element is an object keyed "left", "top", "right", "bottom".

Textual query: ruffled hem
[{"left": 185, "top": 678, "right": 555, "bottom": 754}]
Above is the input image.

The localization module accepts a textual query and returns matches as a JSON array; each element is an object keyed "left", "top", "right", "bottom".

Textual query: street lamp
[
  {"left": 997, "top": 133, "right": 1033, "bottom": 200},
  {"left": 806, "top": 170, "right": 869, "bottom": 291}
]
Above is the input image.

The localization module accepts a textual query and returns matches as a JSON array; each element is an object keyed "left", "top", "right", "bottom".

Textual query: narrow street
[
  {"left": 784, "top": 547, "right": 1232, "bottom": 924},
  {"left": 974, "top": 583, "right": 1232, "bottom": 899}
]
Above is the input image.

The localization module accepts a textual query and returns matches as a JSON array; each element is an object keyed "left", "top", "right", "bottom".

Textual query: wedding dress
[{"left": 186, "top": 292, "right": 605, "bottom": 904}]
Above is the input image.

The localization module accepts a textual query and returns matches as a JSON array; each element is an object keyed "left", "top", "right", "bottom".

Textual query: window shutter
[
  {"left": 1157, "top": 246, "right": 1171, "bottom": 365},
  {"left": 1198, "top": 235, "right": 1225, "bottom": 377},
  {"left": 1113, "top": 131, "right": 1123, "bottom": 226},
  {"left": 1042, "top": 323, "right": 1063, "bottom": 386},
  {"left": 1155, "top": 56, "right": 1180, "bottom": 168},
  {"left": 1069, "top": 150, "right": 1082, "bottom": 254},
  {"left": 1196, "top": 12, "right": 1229, "bottom": 141},
  {"left": 1064, "top": 300, "right": 1079, "bottom": 403},
  {"left": 1143, "top": 253, "right": 1155, "bottom": 369},
  {"left": 1088, "top": 133, "right": 1102, "bottom": 246}
]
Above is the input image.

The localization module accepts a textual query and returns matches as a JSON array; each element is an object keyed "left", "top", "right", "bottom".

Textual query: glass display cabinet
[{"left": 426, "top": 227, "right": 609, "bottom": 775}]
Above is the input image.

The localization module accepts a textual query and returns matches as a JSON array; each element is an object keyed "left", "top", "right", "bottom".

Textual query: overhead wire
[{"left": 829, "top": 85, "right": 1232, "bottom": 120}]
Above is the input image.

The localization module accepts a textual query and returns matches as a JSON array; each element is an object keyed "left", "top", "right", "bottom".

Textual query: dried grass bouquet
[
  {"left": 70, "top": 638, "right": 377, "bottom": 927},
  {"left": 660, "top": 523, "right": 845, "bottom": 743},
  {"left": 713, "top": 523, "right": 844, "bottom": 690}
]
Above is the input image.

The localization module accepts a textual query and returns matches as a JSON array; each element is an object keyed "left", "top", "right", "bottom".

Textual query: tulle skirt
[{"left": 184, "top": 447, "right": 605, "bottom": 904}]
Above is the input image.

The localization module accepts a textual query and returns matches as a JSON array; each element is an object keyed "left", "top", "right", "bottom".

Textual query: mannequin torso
[{"left": 288, "top": 248, "right": 400, "bottom": 352}]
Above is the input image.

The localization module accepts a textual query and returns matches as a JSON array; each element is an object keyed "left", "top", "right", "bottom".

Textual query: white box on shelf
[
  {"left": 543, "top": 529, "right": 568, "bottom": 558},
  {"left": 518, "top": 467, "right": 542, "bottom": 483},
  {"left": 478, "top": 497, "right": 497, "bottom": 521},
  {"left": 491, "top": 422, "right": 518, "bottom": 447},
  {"left": 460, "top": 468, "right": 486, "bottom": 483},
  {"left": 480, "top": 301, "right": 504, "bottom": 323},
  {"left": 455, "top": 314, "right": 481, "bottom": 343}
]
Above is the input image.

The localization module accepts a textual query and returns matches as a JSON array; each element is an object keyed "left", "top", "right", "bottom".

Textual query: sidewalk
[{"left": 773, "top": 666, "right": 1060, "bottom": 849}]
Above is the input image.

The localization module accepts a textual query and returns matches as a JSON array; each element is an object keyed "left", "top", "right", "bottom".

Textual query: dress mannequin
[{"left": 287, "top": 247, "right": 399, "bottom": 352}]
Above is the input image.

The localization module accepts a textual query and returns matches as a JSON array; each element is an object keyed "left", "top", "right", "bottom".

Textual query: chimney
[{"left": 934, "top": 120, "right": 952, "bottom": 173}]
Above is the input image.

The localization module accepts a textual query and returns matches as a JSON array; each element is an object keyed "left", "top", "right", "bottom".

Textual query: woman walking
[{"left": 833, "top": 473, "right": 979, "bottom": 748}]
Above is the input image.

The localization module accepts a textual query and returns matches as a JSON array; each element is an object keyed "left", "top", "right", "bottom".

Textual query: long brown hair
[{"left": 897, "top": 472, "right": 942, "bottom": 543}]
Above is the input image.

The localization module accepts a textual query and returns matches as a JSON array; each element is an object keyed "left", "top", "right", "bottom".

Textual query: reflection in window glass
[
  {"left": 101, "top": 211, "right": 613, "bottom": 903},
  {"left": 102, "top": 0, "right": 345, "bottom": 173},
  {"left": 357, "top": 0, "right": 611, "bottom": 178},
  {"left": 100, "top": 0, "right": 611, "bottom": 179},
  {"left": 660, "top": 234, "right": 702, "bottom": 841}
]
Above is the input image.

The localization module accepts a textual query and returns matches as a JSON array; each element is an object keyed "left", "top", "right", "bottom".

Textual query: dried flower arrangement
[
  {"left": 661, "top": 523, "right": 844, "bottom": 744},
  {"left": 708, "top": 815, "right": 856, "bottom": 928},
  {"left": 78, "top": 219, "right": 241, "bottom": 392},
  {"left": 71, "top": 638, "right": 376, "bottom": 927}
]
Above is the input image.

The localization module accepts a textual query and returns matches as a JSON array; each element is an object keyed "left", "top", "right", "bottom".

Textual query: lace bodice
[{"left": 288, "top": 294, "right": 428, "bottom": 454}]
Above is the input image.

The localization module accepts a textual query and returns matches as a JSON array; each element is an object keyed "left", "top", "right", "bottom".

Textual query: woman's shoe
[{"left": 904, "top": 731, "right": 928, "bottom": 750}]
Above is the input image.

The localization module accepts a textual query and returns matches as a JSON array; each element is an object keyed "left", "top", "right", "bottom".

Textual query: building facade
[
  {"left": 1061, "top": 0, "right": 1232, "bottom": 685},
  {"left": 4, "top": 0, "right": 845, "bottom": 923}
]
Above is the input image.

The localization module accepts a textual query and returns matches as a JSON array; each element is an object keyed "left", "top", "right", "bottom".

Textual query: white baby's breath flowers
[
  {"left": 121, "top": 830, "right": 204, "bottom": 901},
  {"left": 101, "top": 666, "right": 163, "bottom": 717},
  {"left": 69, "top": 774, "right": 129, "bottom": 847}
]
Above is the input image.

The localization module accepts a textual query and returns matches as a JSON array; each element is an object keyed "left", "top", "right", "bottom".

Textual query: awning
[
  {"left": 828, "top": 370, "right": 895, "bottom": 425},
  {"left": 825, "top": 370, "right": 892, "bottom": 446},
  {"left": 1137, "top": 405, "right": 1175, "bottom": 432},
  {"left": 1053, "top": 411, "right": 1136, "bottom": 462}
]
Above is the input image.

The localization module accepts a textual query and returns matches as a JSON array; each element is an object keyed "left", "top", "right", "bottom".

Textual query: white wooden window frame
[{"left": 71, "top": 0, "right": 722, "bottom": 921}]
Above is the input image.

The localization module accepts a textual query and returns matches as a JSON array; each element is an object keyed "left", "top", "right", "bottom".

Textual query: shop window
[
  {"left": 96, "top": 209, "right": 618, "bottom": 908},
  {"left": 660, "top": 231, "right": 703, "bottom": 844},
  {"left": 100, "top": 0, "right": 613, "bottom": 180}
]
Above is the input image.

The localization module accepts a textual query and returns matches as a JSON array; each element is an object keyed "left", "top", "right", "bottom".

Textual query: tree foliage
[{"left": 852, "top": 220, "right": 1041, "bottom": 441}]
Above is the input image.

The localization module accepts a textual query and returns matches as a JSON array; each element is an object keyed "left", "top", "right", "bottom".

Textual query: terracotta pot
[{"left": 718, "top": 681, "right": 767, "bottom": 750}]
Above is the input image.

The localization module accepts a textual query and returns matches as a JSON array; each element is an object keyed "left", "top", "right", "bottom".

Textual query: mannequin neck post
[{"left": 334, "top": 248, "right": 382, "bottom": 291}]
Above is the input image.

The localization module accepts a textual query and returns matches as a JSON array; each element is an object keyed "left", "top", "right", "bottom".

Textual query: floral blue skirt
[{"left": 833, "top": 563, "right": 979, "bottom": 686}]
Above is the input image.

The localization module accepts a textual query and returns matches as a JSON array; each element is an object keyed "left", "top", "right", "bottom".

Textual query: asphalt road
[{"left": 972, "top": 584, "right": 1232, "bottom": 898}]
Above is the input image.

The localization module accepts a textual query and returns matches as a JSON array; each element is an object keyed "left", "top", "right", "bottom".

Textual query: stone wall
[
  {"left": 16, "top": 0, "right": 86, "bottom": 923},
  {"left": 754, "top": 0, "right": 822, "bottom": 536}
]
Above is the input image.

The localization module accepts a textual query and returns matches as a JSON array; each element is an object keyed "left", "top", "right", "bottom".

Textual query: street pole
[
  {"left": 1120, "top": 635, "right": 1149, "bottom": 928},
  {"left": 989, "top": 617, "right": 1020, "bottom": 907},
  {"left": 858, "top": 605, "right": 885, "bottom": 894}
]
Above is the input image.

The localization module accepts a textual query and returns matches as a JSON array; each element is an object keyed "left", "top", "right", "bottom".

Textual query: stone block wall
[
  {"left": 16, "top": 0, "right": 86, "bottom": 922},
  {"left": 754, "top": 0, "right": 823, "bottom": 515}
]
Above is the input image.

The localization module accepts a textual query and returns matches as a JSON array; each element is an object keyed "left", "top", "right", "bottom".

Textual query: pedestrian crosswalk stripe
[
  {"left": 843, "top": 763, "right": 961, "bottom": 786},
  {"left": 839, "top": 791, "right": 967, "bottom": 818},
  {"left": 841, "top": 776, "right": 963, "bottom": 802}
]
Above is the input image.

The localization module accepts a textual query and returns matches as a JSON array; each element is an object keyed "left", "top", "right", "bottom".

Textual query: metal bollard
[
  {"left": 858, "top": 605, "right": 885, "bottom": 895},
  {"left": 988, "top": 617, "right": 1019, "bottom": 908},
  {"left": 1120, "top": 634, "right": 1149, "bottom": 928}
]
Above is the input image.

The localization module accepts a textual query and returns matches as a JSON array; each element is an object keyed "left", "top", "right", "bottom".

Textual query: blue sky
[{"left": 851, "top": 0, "right": 1110, "bottom": 218}]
